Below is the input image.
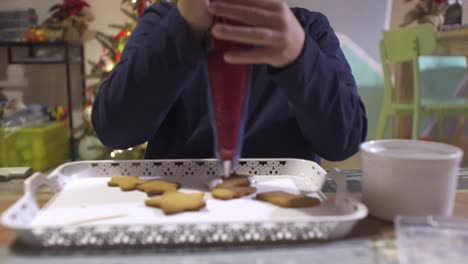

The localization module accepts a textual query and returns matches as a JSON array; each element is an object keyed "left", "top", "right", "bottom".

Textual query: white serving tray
[{"left": 1, "top": 159, "right": 368, "bottom": 248}]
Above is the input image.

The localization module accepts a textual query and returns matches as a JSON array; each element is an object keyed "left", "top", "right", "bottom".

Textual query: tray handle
[
  {"left": 1, "top": 172, "right": 55, "bottom": 228},
  {"left": 327, "top": 169, "right": 365, "bottom": 215},
  {"left": 25, "top": 172, "right": 56, "bottom": 196},
  {"left": 327, "top": 168, "right": 351, "bottom": 205}
]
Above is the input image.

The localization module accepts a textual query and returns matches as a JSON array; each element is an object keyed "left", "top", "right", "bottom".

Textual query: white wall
[{"left": 285, "top": 0, "right": 390, "bottom": 61}]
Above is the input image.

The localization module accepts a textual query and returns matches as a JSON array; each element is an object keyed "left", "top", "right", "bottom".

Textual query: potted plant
[
  {"left": 401, "top": 0, "right": 450, "bottom": 29},
  {"left": 43, "top": 0, "right": 93, "bottom": 42}
]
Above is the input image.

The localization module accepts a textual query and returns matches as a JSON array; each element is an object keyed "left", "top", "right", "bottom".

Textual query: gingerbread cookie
[
  {"left": 145, "top": 191, "right": 206, "bottom": 215},
  {"left": 216, "top": 174, "right": 251, "bottom": 188},
  {"left": 211, "top": 186, "right": 257, "bottom": 200},
  {"left": 256, "top": 191, "right": 321, "bottom": 208},
  {"left": 137, "top": 180, "right": 180, "bottom": 196},
  {"left": 108, "top": 176, "right": 146, "bottom": 191}
]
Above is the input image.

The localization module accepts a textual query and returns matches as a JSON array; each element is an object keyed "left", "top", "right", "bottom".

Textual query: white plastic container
[
  {"left": 360, "top": 140, "right": 463, "bottom": 221},
  {"left": 0, "top": 65, "right": 28, "bottom": 88},
  {"left": 395, "top": 215, "right": 468, "bottom": 264}
]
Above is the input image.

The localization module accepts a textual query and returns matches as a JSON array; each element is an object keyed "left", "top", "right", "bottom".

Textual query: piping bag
[{"left": 207, "top": 6, "right": 252, "bottom": 179}]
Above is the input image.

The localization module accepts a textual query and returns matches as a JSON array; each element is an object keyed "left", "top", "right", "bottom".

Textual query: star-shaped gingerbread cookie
[
  {"left": 215, "top": 174, "right": 251, "bottom": 188},
  {"left": 211, "top": 186, "right": 257, "bottom": 200},
  {"left": 256, "top": 191, "right": 321, "bottom": 208},
  {"left": 145, "top": 191, "right": 206, "bottom": 215},
  {"left": 108, "top": 176, "right": 146, "bottom": 191},
  {"left": 137, "top": 180, "right": 180, "bottom": 196}
]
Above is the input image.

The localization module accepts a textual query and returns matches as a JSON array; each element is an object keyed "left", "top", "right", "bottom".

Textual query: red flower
[
  {"left": 113, "top": 29, "right": 129, "bottom": 41},
  {"left": 115, "top": 52, "right": 122, "bottom": 62},
  {"left": 49, "top": 0, "right": 90, "bottom": 19}
]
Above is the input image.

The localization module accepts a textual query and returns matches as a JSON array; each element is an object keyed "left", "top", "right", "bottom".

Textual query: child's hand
[
  {"left": 178, "top": 0, "right": 213, "bottom": 40},
  {"left": 208, "top": 0, "right": 306, "bottom": 68}
]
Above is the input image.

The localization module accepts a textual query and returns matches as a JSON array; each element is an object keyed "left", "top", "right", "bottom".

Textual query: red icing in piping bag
[{"left": 208, "top": 11, "right": 251, "bottom": 177}]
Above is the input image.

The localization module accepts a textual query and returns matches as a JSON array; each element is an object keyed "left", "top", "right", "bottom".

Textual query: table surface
[
  {"left": 1, "top": 170, "right": 467, "bottom": 264},
  {"left": 433, "top": 27, "right": 468, "bottom": 56},
  {"left": 436, "top": 27, "right": 468, "bottom": 40}
]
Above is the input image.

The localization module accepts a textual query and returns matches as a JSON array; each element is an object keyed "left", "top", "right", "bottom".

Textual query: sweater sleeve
[
  {"left": 270, "top": 12, "right": 367, "bottom": 161},
  {"left": 92, "top": 3, "right": 208, "bottom": 149}
]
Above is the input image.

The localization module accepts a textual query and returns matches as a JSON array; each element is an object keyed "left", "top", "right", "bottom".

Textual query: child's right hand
[{"left": 178, "top": 0, "right": 213, "bottom": 40}]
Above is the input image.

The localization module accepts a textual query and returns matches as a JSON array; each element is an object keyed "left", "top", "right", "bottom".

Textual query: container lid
[{"left": 360, "top": 140, "right": 463, "bottom": 161}]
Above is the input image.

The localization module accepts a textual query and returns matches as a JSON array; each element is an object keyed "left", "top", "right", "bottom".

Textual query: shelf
[
  {"left": 0, "top": 41, "right": 83, "bottom": 48},
  {"left": 8, "top": 58, "right": 83, "bottom": 65},
  {"left": 0, "top": 41, "right": 85, "bottom": 161}
]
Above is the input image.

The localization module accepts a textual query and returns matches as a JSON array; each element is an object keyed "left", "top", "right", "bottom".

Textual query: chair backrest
[
  {"left": 379, "top": 24, "right": 436, "bottom": 106},
  {"left": 382, "top": 23, "right": 436, "bottom": 63}
]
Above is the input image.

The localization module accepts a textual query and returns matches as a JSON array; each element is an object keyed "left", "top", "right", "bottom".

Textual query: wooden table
[
  {"left": 434, "top": 28, "right": 468, "bottom": 56},
  {"left": 1, "top": 173, "right": 467, "bottom": 263},
  {"left": 393, "top": 27, "right": 468, "bottom": 139}
]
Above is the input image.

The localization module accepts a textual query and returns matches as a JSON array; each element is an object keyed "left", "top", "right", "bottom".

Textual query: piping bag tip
[
  {"left": 223, "top": 160, "right": 232, "bottom": 178},
  {"left": 205, "top": 160, "right": 233, "bottom": 189}
]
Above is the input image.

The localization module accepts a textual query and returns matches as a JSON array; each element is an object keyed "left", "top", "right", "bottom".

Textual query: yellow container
[{"left": 0, "top": 122, "right": 69, "bottom": 171}]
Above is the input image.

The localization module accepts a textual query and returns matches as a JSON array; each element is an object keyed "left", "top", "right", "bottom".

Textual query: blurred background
[{"left": 1, "top": 0, "right": 468, "bottom": 172}]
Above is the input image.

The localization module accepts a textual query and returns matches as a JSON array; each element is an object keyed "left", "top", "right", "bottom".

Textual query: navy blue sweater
[{"left": 92, "top": 3, "right": 367, "bottom": 163}]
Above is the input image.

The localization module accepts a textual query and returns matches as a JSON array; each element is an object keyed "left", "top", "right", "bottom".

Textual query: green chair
[{"left": 376, "top": 23, "right": 468, "bottom": 140}]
